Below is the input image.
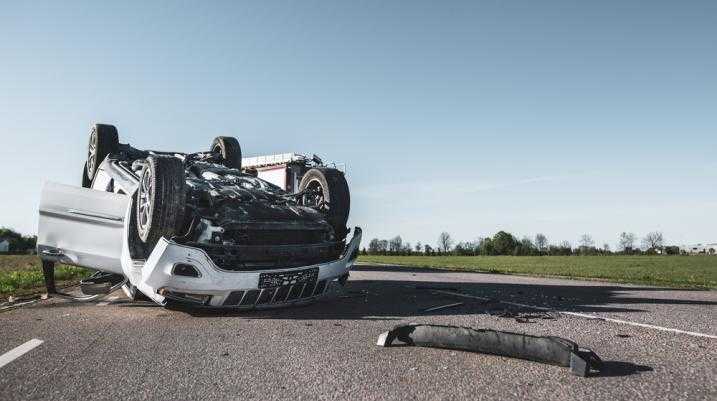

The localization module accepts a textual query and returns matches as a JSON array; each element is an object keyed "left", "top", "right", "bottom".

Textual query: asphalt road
[{"left": 1, "top": 264, "right": 715, "bottom": 401}]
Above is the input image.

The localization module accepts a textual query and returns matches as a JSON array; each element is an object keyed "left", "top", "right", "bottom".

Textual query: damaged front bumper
[
  {"left": 377, "top": 323, "right": 602, "bottom": 377},
  {"left": 125, "top": 227, "right": 362, "bottom": 308}
]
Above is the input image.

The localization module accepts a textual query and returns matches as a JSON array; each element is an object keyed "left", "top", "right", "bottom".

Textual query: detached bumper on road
[{"left": 133, "top": 227, "right": 362, "bottom": 308}]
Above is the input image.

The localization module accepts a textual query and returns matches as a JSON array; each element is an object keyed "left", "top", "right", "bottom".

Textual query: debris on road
[
  {"left": 0, "top": 299, "right": 41, "bottom": 313},
  {"left": 0, "top": 294, "right": 48, "bottom": 313},
  {"left": 376, "top": 323, "right": 602, "bottom": 377},
  {"left": 430, "top": 288, "right": 717, "bottom": 339},
  {"left": 489, "top": 309, "right": 556, "bottom": 323},
  {"left": 422, "top": 302, "right": 464, "bottom": 312}
]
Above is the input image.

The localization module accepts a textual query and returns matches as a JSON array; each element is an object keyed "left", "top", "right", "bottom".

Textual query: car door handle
[
  {"left": 42, "top": 249, "right": 65, "bottom": 256},
  {"left": 67, "top": 209, "right": 123, "bottom": 222}
]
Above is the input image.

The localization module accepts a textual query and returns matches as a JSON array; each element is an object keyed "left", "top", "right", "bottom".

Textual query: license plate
[{"left": 258, "top": 267, "right": 319, "bottom": 289}]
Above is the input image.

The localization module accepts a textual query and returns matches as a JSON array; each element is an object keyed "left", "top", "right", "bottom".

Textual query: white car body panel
[{"left": 38, "top": 182, "right": 129, "bottom": 273}]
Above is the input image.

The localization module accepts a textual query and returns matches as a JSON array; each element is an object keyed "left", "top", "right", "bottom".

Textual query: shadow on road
[
  {"left": 167, "top": 274, "right": 667, "bottom": 379},
  {"left": 33, "top": 264, "right": 715, "bottom": 322},
  {"left": 169, "top": 266, "right": 716, "bottom": 321},
  {"left": 22, "top": 265, "right": 680, "bottom": 379},
  {"left": 596, "top": 361, "right": 654, "bottom": 377}
]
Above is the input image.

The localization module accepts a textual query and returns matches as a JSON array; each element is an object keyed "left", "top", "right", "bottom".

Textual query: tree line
[
  {"left": 363, "top": 230, "right": 684, "bottom": 256},
  {"left": 0, "top": 227, "right": 37, "bottom": 254}
]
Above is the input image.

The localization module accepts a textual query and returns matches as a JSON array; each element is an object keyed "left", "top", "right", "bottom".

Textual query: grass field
[
  {"left": 2, "top": 254, "right": 715, "bottom": 297},
  {"left": 358, "top": 255, "right": 717, "bottom": 289},
  {"left": 0, "top": 255, "right": 90, "bottom": 298}
]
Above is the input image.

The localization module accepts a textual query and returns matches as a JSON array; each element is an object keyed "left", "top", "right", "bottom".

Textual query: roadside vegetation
[
  {"left": 358, "top": 255, "right": 717, "bottom": 289},
  {"left": 359, "top": 230, "right": 716, "bottom": 289},
  {"left": 0, "top": 228, "right": 90, "bottom": 298},
  {"left": 0, "top": 255, "right": 90, "bottom": 298},
  {"left": 0, "top": 227, "right": 37, "bottom": 253},
  {"left": 2, "top": 226, "right": 714, "bottom": 296},
  {"left": 364, "top": 230, "right": 700, "bottom": 257}
]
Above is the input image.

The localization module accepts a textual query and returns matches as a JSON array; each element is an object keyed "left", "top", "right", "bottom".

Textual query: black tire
[
  {"left": 298, "top": 168, "right": 350, "bottom": 240},
  {"left": 210, "top": 136, "right": 242, "bottom": 169},
  {"left": 136, "top": 156, "right": 186, "bottom": 250},
  {"left": 127, "top": 192, "right": 150, "bottom": 259},
  {"left": 82, "top": 162, "right": 92, "bottom": 188},
  {"left": 86, "top": 124, "right": 119, "bottom": 180}
]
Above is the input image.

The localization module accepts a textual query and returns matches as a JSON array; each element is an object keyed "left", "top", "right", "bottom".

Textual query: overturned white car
[{"left": 37, "top": 124, "right": 361, "bottom": 308}]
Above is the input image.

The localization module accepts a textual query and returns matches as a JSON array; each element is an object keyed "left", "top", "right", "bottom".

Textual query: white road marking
[
  {"left": 433, "top": 290, "right": 491, "bottom": 302},
  {"left": 423, "top": 302, "right": 464, "bottom": 312},
  {"left": 0, "top": 339, "right": 44, "bottom": 369},
  {"left": 434, "top": 290, "right": 717, "bottom": 340},
  {"left": 96, "top": 296, "right": 119, "bottom": 307},
  {"left": 555, "top": 311, "right": 717, "bottom": 339}
]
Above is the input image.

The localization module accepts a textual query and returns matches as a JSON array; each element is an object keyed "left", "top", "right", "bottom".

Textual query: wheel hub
[
  {"left": 87, "top": 130, "right": 97, "bottom": 175},
  {"left": 305, "top": 180, "right": 328, "bottom": 212},
  {"left": 138, "top": 168, "right": 153, "bottom": 236}
]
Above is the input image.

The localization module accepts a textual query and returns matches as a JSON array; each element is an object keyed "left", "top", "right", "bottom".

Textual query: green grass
[
  {"left": 0, "top": 255, "right": 91, "bottom": 298},
  {"left": 358, "top": 255, "right": 717, "bottom": 289},
  {"left": 3, "top": 254, "right": 714, "bottom": 296}
]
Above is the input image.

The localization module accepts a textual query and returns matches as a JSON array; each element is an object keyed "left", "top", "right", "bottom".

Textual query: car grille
[
  {"left": 190, "top": 242, "right": 344, "bottom": 271},
  {"left": 223, "top": 228, "right": 330, "bottom": 245},
  {"left": 222, "top": 273, "right": 328, "bottom": 307},
  {"left": 258, "top": 267, "right": 319, "bottom": 288}
]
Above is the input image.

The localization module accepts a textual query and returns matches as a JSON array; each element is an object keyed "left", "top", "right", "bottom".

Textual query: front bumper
[{"left": 131, "top": 227, "right": 362, "bottom": 308}]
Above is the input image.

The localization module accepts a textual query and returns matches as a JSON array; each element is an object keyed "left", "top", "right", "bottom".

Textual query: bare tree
[
  {"left": 534, "top": 233, "right": 548, "bottom": 252},
  {"left": 642, "top": 231, "right": 664, "bottom": 251},
  {"left": 388, "top": 236, "right": 403, "bottom": 253},
  {"left": 579, "top": 234, "right": 594, "bottom": 249},
  {"left": 368, "top": 238, "right": 381, "bottom": 254},
  {"left": 518, "top": 236, "right": 534, "bottom": 255},
  {"left": 618, "top": 232, "right": 636, "bottom": 252},
  {"left": 403, "top": 242, "right": 412, "bottom": 254},
  {"left": 437, "top": 232, "right": 453, "bottom": 253}
]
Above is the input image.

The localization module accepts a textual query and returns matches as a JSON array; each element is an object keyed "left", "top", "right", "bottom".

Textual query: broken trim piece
[
  {"left": 376, "top": 324, "right": 602, "bottom": 377},
  {"left": 41, "top": 260, "right": 127, "bottom": 303}
]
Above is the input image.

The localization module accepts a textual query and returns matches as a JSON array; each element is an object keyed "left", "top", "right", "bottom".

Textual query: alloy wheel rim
[
  {"left": 305, "top": 180, "right": 328, "bottom": 212},
  {"left": 87, "top": 130, "right": 97, "bottom": 174},
  {"left": 138, "top": 167, "right": 153, "bottom": 235}
]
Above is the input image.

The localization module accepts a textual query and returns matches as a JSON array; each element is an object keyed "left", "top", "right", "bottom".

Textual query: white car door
[{"left": 37, "top": 181, "right": 130, "bottom": 274}]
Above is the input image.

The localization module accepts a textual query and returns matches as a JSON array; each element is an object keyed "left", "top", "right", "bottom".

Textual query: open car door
[{"left": 37, "top": 182, "right": 129, "bottom": 274}]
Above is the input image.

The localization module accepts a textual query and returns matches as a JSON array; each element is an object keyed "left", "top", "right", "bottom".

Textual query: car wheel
[
  {"left": 298, "top": 168, "right": 351, "bottom": 240},
  {"left": 210, "top": 136, "right": 242, "bottom": 169},
  {"left": 136, "top": 156, "right": 186, "bottom": 249},
  {"left": 86, "top": 123, "right": 119, "bottom": 181}
]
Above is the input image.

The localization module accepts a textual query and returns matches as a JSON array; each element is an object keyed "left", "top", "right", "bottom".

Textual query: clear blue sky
[{"left": 1, "top": 1, "right": 715, "bottom": 249}]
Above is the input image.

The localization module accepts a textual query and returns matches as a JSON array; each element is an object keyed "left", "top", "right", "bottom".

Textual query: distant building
[
  {"left": 0, "top": 239, "right": 9, "bottom": 253},
  {"left": 680, "top": 243, "right": 717, "bottom": 255},
  {"left": 242, "top": 153, "right": 344, "bottom": 192}
]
